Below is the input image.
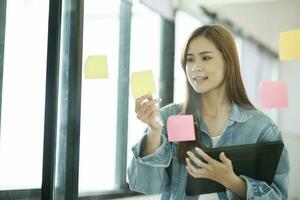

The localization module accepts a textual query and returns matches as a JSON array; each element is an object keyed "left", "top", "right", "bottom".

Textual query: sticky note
[
  {"left": 259, "top": 80, "right": 288, "bottom": 109},
  {"left": 167, "top": 115, "right": 196, "bottom": 142},
  {"left": 131, "top": 69, "right": 156, "bottom": 99},
  {"left": 84, "top": 55, "right": 108, "bottom": 79},
  {"left": 279, "top": 29, "right": 300, "bottom": 61}
]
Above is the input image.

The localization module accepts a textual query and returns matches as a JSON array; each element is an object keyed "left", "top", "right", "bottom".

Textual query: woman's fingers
[
  {"left": 144, "top": 98, "right": 161, "bottom": 106},
  {"left": 219, "top": 152, "right": 232, "bottom": 167},
  {"left": 185, "top": 158, "right": 207, "bottom": 178},
  {"left": 135, "top": 95, "right": 160, "bottom": 113},
  {"left": 134, "top": 94, "right": 162, "bottom": 129},
  {"left": 195, "top": 147, "right": 215, "bottom": 164},
  {"left": 138, "top": 104, "right": 159, "bottom": 120},
  {"left": 135, "top": 94, "right": 153, "bottom": 111},
  {"left": 140, "top": 108, "right": 153, "bottom": 122},
  {"left": 186, "top": 158, "right": 199, "bottom": 174},
  {"left": 187, "top": 151, "right": 209, "bottom": 169},
  {"left": 135, "top": 94, "right": 158, "bottom": 106}
]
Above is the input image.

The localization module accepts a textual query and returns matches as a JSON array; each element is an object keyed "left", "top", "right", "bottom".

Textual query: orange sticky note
[
  {"left": 84, "top": 55, "right": 108, "bottom": 79},
  {"left": 167, "top": 115, "right": 196, "bottom": 142},
  {"left": 279, "top": 29, "right": 300, "bottom": 61},
  {"left": 259, "top": 80, "right": 288, "bottom": 109},
  {"left": 131, "top": 69, "right": 156, "bottom": 99}
]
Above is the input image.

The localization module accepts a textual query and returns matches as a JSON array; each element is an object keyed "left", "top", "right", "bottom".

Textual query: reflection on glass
[
  {"left": 174, "top": 11, "right": 202, "bottom": 104},
  {"left": 0, "top": 0, "right": 48, "bottom": 190},
  {"left": 78, "top": 0, "right": 120, "bottom": 194},
  {"left": 127, "top": 3, "right": 161, "bottom": 169}
]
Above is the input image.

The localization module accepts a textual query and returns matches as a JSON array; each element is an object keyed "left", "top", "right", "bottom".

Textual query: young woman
[{"left": 127, "top": 25, "right": 289, "bottom": 200}]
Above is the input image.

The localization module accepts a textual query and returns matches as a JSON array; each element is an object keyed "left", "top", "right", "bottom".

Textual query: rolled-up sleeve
[
  {"left": 132, "top": 131, "right": 172, "bottom": 167},
  {"left": 127, "top": 103, "right": 179, "bottom": 194},
  {"left": 127, "top": 128, "right": 172, "bottom": 194},
  {"left": 226, "top": 125, "right": 290, "bottom": 199}
]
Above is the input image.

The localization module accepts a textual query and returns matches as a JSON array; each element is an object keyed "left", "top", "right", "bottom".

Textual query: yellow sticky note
[
  {"left": 84, "top": 55, "right": 108, "bottom": 79},
  {"left": 279, "top": 29, "right": 300, "bottom": 61},
  {"left": 131, "top": 69, "right": 156, "bottom": 99}
]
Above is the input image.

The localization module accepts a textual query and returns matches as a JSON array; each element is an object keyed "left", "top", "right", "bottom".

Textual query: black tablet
[{"left": 185, "top": 141, "right": 284, "bottom": 196}]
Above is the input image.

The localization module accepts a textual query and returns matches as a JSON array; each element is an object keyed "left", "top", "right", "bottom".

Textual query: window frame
[
  {"left": 0, "top": 0, "right": 6, "bottom": 138},
  {"left": 115, "top": 0, "right": 132, "bottom": 190},
  {"left": 41, "top": 0, "right": 62, "bottom": 199}
]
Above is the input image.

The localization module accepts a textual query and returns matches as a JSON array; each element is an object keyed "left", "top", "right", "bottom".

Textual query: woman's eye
[
  {"left": 186, "top": 58, "right": 193, "bottom": 62},
  {"left": 203, "top": 56, "right": 211, "bottom": 61}
]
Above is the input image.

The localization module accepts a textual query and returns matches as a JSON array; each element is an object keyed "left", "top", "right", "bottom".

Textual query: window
[
  {"left": 174, "top": 11, "right": 202, "bottom": 104},
  {"left": 127, "top": 3, "right": 161, "bottom": 168},
  {"left": 239, "top": 38, "right": 279, "bottom": 121},
  {"left": 0, "top": 0, "right": 49, "bottom": 191},
  {"left": 78, "top": 0, "right": 120, "bottom": 194}
]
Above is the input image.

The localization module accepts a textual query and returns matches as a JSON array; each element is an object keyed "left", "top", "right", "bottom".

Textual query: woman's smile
[{"left": 193, "top": 75, "right": 208, "bottom": 85}]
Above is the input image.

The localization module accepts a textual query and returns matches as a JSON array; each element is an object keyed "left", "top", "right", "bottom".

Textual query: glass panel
[
  {"left": 78, "top": 0, "right": 120, "bottom": 194},
  {"left": 126, "top": 3, "right": 161, "bottom": 168},
  {"left": 0, "top": 0, "right": 48, "bottom": 190},
  {"left": 174, "top": 11, "right": 202, "bottom": 103}
]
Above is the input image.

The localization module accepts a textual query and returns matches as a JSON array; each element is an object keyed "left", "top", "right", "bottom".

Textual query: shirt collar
[{"left": 229, "top": 103, "right": 253, "bottom": 123}]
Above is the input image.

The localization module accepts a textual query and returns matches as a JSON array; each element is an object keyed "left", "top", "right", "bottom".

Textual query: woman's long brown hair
[{"left": 177, "top": 25, "right": 255, "bottom": 162}]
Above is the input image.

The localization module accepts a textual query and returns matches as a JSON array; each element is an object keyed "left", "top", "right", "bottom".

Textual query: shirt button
[{"left": 205, "top": 143, "right": 211, "bottom": 148}]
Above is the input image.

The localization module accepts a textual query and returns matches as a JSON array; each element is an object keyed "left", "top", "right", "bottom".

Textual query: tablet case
[{"left": 185, "top": 141, "right": 284, "bottom": 195}]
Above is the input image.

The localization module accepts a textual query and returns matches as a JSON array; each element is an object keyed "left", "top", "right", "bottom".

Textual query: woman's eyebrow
[
  {"left": 187, "top": 51, "right": 214, "bottom": 56},
  {"left": 198, "top": 51, "right": 214, "bottom": 55}
]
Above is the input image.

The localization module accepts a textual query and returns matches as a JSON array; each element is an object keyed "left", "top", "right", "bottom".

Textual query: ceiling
[{"left": 179, "top": 0, "right": 300, "bottom": 52}]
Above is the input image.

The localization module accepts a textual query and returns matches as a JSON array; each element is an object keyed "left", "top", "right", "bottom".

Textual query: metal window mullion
[
  {"left": 41, "top": 0, "right": 62, "bottom": 199},
  {"left": 159, "top": 18, "right": 175, "bottom": 107},
  {"left": 54, "top": 0, "right": 83, "bottom": 199},
  {"left": 0, "top": 0, "right": 7, "bottom": 140},
  {"left": 115, "top": 0, "right": 132, "bottom": 189},
  {"left": 0, "top": 189, "right": 41, "bottom": 199},
  {"left": 64, "top": 0, "right": 84, "bottom": 198}
]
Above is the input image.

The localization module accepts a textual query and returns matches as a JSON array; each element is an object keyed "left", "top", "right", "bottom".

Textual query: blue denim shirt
[{"left": 127, "top": 103, "right": 289, "bottom": 200}]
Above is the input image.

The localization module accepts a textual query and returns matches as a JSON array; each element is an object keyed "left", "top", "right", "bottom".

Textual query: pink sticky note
[
  {"left": 259, "top": 80, "right": 288, "bottom": 109},
  {"left": 167, "top": 115, "right": 196, "bottom": 142}
]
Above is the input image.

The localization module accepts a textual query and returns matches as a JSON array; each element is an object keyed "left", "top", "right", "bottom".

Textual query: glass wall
[
  {"left": 78, "top": 0, "right": 120, "bottom": 194},
  {"left": 0, "top": 0, "right": 48, "bottom": 191},
  {"left": 174, "top": 11, "right": 202, "bottom": 104},
  {"left": 126, "top": 3, "right": 161, "bottom": 168}
]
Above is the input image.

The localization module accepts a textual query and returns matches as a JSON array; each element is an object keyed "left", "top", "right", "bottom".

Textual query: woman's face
[{"left": 185, "top": 36, "right": 226, "bottom": 94}]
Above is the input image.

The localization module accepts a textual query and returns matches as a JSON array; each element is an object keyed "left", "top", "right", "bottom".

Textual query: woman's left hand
[{"left": 185, "top": 147, "right": 236, "bottom": 187}]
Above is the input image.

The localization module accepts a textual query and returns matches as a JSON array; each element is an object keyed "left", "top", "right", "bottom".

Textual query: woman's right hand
[{"left": 135, "top": 94, "right": 163, "bottom": 132}]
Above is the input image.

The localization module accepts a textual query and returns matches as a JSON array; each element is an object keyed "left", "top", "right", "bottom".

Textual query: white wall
[
  {"left": 279, "top": 60, "right": 300, "bottom": 200},
  {"left": 279, "top": 61, "right": 300, "bottom": 136},
  {"left": 284, "top": 136, "right": 300, "bottom": 200}
]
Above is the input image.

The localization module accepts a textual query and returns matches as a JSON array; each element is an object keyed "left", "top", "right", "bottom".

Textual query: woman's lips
[{"left": 193, "top": 76, "right": 208, "bottom": 84}]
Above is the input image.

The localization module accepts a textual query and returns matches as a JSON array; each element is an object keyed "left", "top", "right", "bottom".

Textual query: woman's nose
[{"left": 191, "top": 62, "right": 203, "bottom": 71}]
